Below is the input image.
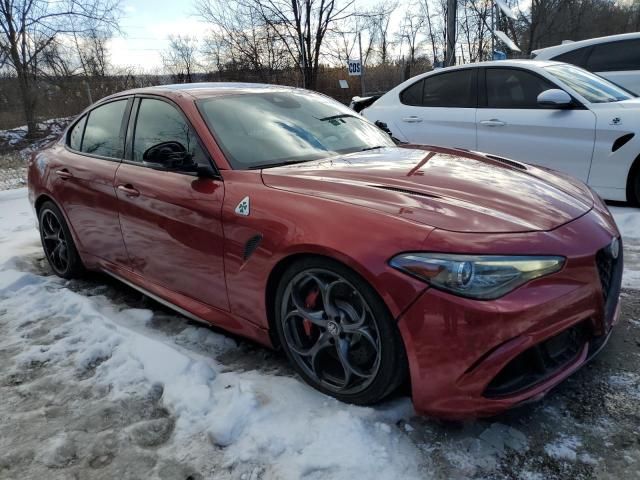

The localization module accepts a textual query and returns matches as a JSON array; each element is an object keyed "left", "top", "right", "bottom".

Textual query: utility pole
[
  {"left": 358, "top": 31, "right": 365, "bottom": 96},
  {"left": 445, "top": 0, "right": 457, "bottom": 66},
  {"left": 490, "top": 1, "right": 495, "bottom": 60}
]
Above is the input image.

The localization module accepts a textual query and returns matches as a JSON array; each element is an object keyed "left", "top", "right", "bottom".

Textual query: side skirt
[{"left": 96, "top": 264, "right": 273, "bottom": 348}]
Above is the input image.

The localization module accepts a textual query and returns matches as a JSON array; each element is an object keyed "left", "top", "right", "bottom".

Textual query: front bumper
[{"left": 399, "top": 208, "right": 623, "bottom": 418}]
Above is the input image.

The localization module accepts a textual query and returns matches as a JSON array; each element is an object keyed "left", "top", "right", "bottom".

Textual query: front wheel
[
  {"left": 38, "top": 201, "right": 84, "bottom": 279},
  {"left": 275, "top": 257, "right": 408, "bottom": 405},
  {"left": 630, "top": 170, "right": 640, "bottom": 206}
]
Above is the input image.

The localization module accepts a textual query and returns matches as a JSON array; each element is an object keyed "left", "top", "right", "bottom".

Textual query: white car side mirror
[{"left": 537, "top": 89, "right": 573, "bottom": 108}]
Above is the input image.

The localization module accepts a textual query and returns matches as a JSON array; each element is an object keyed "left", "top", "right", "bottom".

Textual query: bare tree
[
  {"left": 370, "top": 2, "right": 397, "bottom": 64},
  {"left": 397, "top": 6, "right": 425, "bottom": 67},
  {"left": 197, "top": 0, "right": 290, "bottom": 82},
  {"left": 237, "top": 0, "right": 357, "bottom": 89},
  {"left": 162, "top": 35, "right": 200, "bottom": 83},
  {"left": 0, "top": 0, "right": 120, "bottom": 136}
]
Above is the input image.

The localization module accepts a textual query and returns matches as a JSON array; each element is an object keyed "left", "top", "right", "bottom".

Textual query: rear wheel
[
  {"left": 275, "top": 257, "right": 407, "bottom": 405},
  {"left": 38, "top": 201, "right": 84, "bottom": 279}
]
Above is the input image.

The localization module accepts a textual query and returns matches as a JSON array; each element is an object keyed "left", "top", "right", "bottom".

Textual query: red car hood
[{"left": 261, "top": 146, "right": 594, "bottom": 233}]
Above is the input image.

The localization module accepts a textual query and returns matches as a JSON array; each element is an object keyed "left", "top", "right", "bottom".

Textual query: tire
[
  {"left": 38, "top": 201, "right": 84, "bottom": 279},
  {"left": 274, "top": 257, "right": 408, "bottom": 405}
]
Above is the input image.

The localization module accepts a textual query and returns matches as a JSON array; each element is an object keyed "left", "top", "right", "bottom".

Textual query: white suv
[
  {"left": 532, "top": 32, "right": 640, "bottom": 95},
  {"left": 362, "top": 60, "right": 640, "bottom": 204}
]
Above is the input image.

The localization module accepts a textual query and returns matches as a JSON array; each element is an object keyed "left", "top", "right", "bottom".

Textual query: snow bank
[
  {"left": 1, "top": 187, "right": 639, "bottom": 479},
  {"left": 610, "top": 207, "right": 640, "bottom": 289},
  {"left": 0, "top": 189, "right": 423, "bottom": 479}
]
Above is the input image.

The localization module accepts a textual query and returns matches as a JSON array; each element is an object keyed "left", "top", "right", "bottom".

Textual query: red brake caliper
[{"left": 303, "top": 288, "right": 320, "bottom": 336}]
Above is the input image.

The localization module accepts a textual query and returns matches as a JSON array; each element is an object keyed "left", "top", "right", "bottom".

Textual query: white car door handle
[
  {"left": 480, "top": 119, "right": 506, "bottom": 127},
  {"left": 402, "top": 116, "right": 423, "bottom": 123}
]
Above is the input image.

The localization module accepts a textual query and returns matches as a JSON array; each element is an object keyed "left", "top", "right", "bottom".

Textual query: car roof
[
  {"left": 409, "top": 59, "right": 562, "bottom": 77},
  {"left": 424, "top": 59, "right": 563, "bottom": 72},
  {"left": 532, "top": 32, "right": 640, "bottom": 58},
  {"left": 101, "top": 82, "right": 303, "bottom": 102}
]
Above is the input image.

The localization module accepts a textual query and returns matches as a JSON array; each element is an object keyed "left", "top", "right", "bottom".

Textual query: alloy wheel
[
  {"left": 41, "top": 209, "right": 70, "bottom": 274},
  {"left": 280, "top": 269, "right": 382, "bottom": 394}
]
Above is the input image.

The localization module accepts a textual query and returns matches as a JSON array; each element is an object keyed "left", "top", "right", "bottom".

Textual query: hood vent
[
  {"left": 370, "top": 185, "right": 440, "bottom": 199},
  {"left": 485, "top": 154, "right": 527, "bottom": 170}
]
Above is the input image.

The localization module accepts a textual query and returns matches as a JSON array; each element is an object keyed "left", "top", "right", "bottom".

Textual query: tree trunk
[{"left": 16, "top": 66, "right": 38, "bottom": 137}]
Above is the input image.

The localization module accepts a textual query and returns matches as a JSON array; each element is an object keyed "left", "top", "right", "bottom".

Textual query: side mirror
[
  {"left": 143, "top": 141, "right": 193, "bottom": 169},
  {"left": 142, "top": 141, "right": 216, "bottom": 177},
  {"left": 537, "top": 89, "right": 573, "bottom": 108}
]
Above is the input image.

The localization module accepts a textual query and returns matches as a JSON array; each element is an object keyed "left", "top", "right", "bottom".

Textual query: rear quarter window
[{"left": 68, "top": 116, "right": 87, "bottom": 151}]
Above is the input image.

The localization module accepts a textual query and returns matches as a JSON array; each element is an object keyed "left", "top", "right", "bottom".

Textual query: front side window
[
  {"left": 132, "top": 98, "right": 208, "bottom": 166},
  {"left": 81, "top": 100, "right": 128, "bottom": 158},
  {"left": 485, "top": 68, "right": 556, "bottom": 108},
  {"left": 198, "top": 91, "right": 395, "bottom": 169},
  {"left": 545, "top": 64, "right": 634, "bottom": 103},
  {"left": 587, "top": 39, "right": 640, "bottom": 72}
]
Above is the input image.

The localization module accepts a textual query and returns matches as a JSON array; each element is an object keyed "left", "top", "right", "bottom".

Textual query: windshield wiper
[
  {"left": 359, "top": 145, "right": 387, "bottom": 152},
  {"left": 248, "top": 159, "right": 313, "bottom": 170},
  {"left": 318, "top": 113, "right": 359, "bottom": 122}
]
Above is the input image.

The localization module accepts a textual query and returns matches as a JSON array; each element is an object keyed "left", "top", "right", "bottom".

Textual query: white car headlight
[{"left": 390, "top": 253, "right": 565, "bottom": 300}]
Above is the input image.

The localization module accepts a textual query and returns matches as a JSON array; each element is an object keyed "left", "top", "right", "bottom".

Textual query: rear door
[
  {"left": 115, "top": 96, "right": 229, "bottom": 311},
  {"left": 51, "top": 98, "right": 131, "bottom": 266},
  {"left": 391, "top": 68, "right": 478, "bottom": 149},
  {"left": 476, "top": 67, "right": 596, "bottom": 181}
]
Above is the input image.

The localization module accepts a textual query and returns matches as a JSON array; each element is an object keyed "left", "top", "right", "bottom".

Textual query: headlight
[{"left": 390, "top": 253, "right": 565, "bottom": 300}]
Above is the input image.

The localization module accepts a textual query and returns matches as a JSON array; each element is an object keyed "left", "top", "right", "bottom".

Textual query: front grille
[
  {"left": 484, "top": 323, "right": 587, "bottom": 398},
  {"left": 595, "top": 239, "right": 623, "bottom": 327}
]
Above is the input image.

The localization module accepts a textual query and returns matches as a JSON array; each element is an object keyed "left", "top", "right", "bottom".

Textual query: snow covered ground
[{"left": 1, "top": 188, "right": 640, "bottom": 480}]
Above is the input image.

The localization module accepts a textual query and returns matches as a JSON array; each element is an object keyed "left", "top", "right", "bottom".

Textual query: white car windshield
[
  {"left": 198, "top": 90, "right": 395, "bottom": 169},
  {"left": 545, "top": 64, "right": 635, "bottom": 103}
]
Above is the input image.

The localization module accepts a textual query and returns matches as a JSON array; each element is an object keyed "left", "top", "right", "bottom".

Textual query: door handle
[
  {"left": 480, "top": 119, "right": 506, "bottom": 127},
  {"left": 55, "top": 169, "right": 73, "bottom": 180},
  {"left": 402, "top": 116, "right": 423, "bottom": 123},
  {"left": 117, "top": 184, "right": 140, "bottom": 197}
]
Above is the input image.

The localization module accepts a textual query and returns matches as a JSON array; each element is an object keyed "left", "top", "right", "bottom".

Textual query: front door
[
  {"left": 476, "top": 67, "right": 596, "bottom": 181},
  {"left": 115, "top": 97, "right": 229, "bottom": 311}
]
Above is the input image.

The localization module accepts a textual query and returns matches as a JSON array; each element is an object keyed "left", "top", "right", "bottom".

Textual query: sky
[
  {"left": 109, "top": 0, "right": 409, "bottom": 71},
  {"left": 109, "top": 0, "right": 531, "bottom": 71},
  {"left": 109, "top": 0, "right": 211, "bottom": 71}
]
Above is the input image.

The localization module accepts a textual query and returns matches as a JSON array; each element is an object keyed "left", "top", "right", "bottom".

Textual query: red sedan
[{"left": 27, "top": 84, "right": 623, "bottom": 417}]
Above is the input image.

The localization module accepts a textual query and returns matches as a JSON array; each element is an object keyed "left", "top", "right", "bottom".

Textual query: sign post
[{"left": 347, "top": 33, "right": 365, "bottom": 96}]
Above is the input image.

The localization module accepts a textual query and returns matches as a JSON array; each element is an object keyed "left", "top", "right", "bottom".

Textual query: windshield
[
  {"left": 198, "top": 90, "right": 395, "bottom": 169},
  {"left": 545, "top": 64, "right": 635, "bottom": 103}
]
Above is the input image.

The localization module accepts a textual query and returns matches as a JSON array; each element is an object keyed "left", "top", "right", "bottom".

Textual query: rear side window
[
  {"left": 132, "top": 98, "right": 209, "bottom": 166},
  {"left": 400, "top": 70, "right": 475, "bottom": 107},
  {"left": 68, "top": 116, "right": 86, "bottom": 151},
  {"left": 422, "top": 70, "right": 475, "bottom": 107},
  {"left": 552, "top": 47, "right": 591, "bottom": 67},
  {"left": 400, "top": 80, "right": 424, "bottom": 105},
  {"left": 485, "top": 68, "right": 556, "bottom": 108},
  {"left": 586, "top": 39, "right": 640, "bottom": 72},
  {"left": 81, "top": 100, "right": 128, "bottom": 158}
]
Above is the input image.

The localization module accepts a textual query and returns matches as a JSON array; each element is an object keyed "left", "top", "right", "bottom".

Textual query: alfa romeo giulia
[{"left": 28, "top": 83, "right": 623, "bottom": 417}]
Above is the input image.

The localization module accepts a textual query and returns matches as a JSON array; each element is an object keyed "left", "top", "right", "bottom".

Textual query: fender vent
[
  {"left": 612, "top": 133, "right": 634, "bottom": 152},
  {"left": 243, "top": 234, "right": 263, "bottom": 261}
]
